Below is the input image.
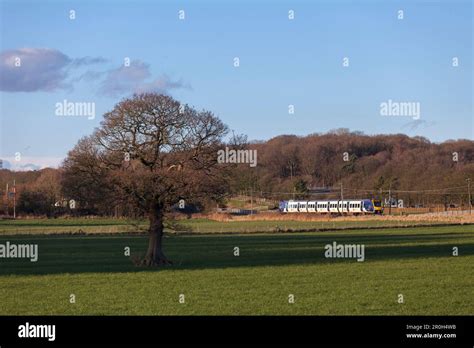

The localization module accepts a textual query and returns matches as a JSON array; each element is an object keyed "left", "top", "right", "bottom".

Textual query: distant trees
[
  {"left": 0, "top": 168, "right": 61, "bottom": 217},
  {"left": 227, "top": 132, "right": 474, "bottom": 205},
  {"left": 17, "top": 191, "right": 51, "bottom": 216},
  {"left": 1, "top": 127, "right": 473, "bottom": 219},
  {"left": 294, "top": 178, "right": 309, "bottom": 199}
]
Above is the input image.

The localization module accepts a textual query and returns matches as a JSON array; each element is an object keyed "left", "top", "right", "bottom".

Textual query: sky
[{"left": 0, "top": 0, "right": 472, "bottom": 170}]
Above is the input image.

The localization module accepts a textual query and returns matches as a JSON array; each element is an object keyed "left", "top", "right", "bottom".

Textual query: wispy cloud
[
  {"left": 401, "top": 119, "right": 436, "bottom": 131},
  {"left": 70, "top": 56, "right": 108, "bottom": 67},
  {"left": 0, "top": 48, "right": 107, "bottom": 92},
  {"left": 0, "top": 48, "right": 189, "bottom": 97},
  {"left": 99, "top": 60, "right": 190, "bottom": 97}
]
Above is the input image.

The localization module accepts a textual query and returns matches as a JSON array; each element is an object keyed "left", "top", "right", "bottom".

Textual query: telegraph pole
[
  {"left": 5, "top": 183, "right": 8, "bottom": 217},
  {"left": 340, "top": 182, "right": 344, "bottom": 213},
  {"left": 467, "top": 178, "right": 471, "bottom": 215},
  {"left": 250, "top": 186, "right": 253, "bottom": 215},
  {"left": 388, "top": 182, "right": 392, "bottom": 216},
  {"left": 13, "top": 179, "right": 16, "bottom": 219}
]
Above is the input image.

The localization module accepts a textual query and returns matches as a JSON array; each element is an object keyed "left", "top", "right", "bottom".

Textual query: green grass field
[
  {"left": 0, "top": 216, "right": 462, "bottom": 235},
  {"left": 0, "top": 223, "right": 473, "bottom": 315}
]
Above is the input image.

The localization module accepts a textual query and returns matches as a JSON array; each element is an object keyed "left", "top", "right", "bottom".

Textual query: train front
[
  {"left": 279, "top": 201, "right": 288, "bottom": 213},
  {"left": 372, "top": 199, "right": 383, "bottom": 214}
]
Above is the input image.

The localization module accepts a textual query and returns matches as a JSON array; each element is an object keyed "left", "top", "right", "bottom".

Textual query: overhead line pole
[
  {"left": 5, "top": 183, "right": 8, "bottom": 217},
  {"left": 467, "top": 178, "right": 471, "bottom": 215},
  {"left": 388, "top": 182, "right": 392, "bottom": 216},
  {"left": 13, "top": 179, "right": 16, "bottom": 219},
  {"left": 340, "top": 182, "right": 344, "bottom": 213}
]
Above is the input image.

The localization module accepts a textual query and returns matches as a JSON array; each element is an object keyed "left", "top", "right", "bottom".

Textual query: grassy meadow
[
  {"left": 0, "top": 221, "right": 473, "bottom": 315},
  {"left": 0, "top": 216, "right": 464, "bottom": 235}
]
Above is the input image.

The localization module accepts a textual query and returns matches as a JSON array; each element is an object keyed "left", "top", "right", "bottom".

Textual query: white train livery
[{"left": 279, "top": 199, "right": 383, "bottom": 214}]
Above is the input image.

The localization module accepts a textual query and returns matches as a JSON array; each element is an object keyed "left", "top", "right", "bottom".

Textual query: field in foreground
[
  {"left": 0, "top": 225, "right": 473, "bottom": 315},
  {"left": 0, "top": 215, "right": 472, "bottom": 235}
]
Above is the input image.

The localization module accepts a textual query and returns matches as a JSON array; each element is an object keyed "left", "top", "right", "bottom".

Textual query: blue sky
[{"left": 0, "top": 0, "right": 472, "bottom": 170}]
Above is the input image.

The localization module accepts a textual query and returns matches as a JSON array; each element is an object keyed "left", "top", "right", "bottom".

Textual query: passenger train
[{"left": 279, "top": 199, "right": 383, "bottom": 214}]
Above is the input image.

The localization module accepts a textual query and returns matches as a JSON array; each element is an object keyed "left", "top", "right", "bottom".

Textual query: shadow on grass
[
  {"left": 0, "top": 221, "right": 137, "bottom": 228},
  {"left": 0, "top": 231, "right": 473, "bottom": 276}
]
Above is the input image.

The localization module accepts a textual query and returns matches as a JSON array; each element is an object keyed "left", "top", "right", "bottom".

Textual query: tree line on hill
[
  {"left": 1, "top": 129, "right": 472, "bottom": 217},
  {"left": 228, "top": 130, "right": 474, "bottom": 208}
]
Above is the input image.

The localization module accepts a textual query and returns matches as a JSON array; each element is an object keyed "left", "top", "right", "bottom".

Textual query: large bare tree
[{"left": 62, "top": 93, "right": 229, "bottom": 265}]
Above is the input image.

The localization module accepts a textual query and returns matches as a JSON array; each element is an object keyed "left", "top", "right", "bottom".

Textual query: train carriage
[
  {"left": 328, "top": 201, "right": 339, "bottom": 213},
  {"left": 298, "top": 201, "right": 308, "bottom": 213},
  {"left": 307, "top": 201, "right": 317, "bottom": 213},
  {"left": 280, "top": 199, "right": 382, "bottom": 214},
  {"left": 348, "top": 200, "right": 362, "bottom": 213},
  {"left": 316, "top": 201, "right": 329, "bottom": 213}
]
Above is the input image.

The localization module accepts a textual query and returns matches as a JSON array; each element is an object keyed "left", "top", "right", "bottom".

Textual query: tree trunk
[{"left": 142, "top": 203, "right": 172, "bottom": 266}]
